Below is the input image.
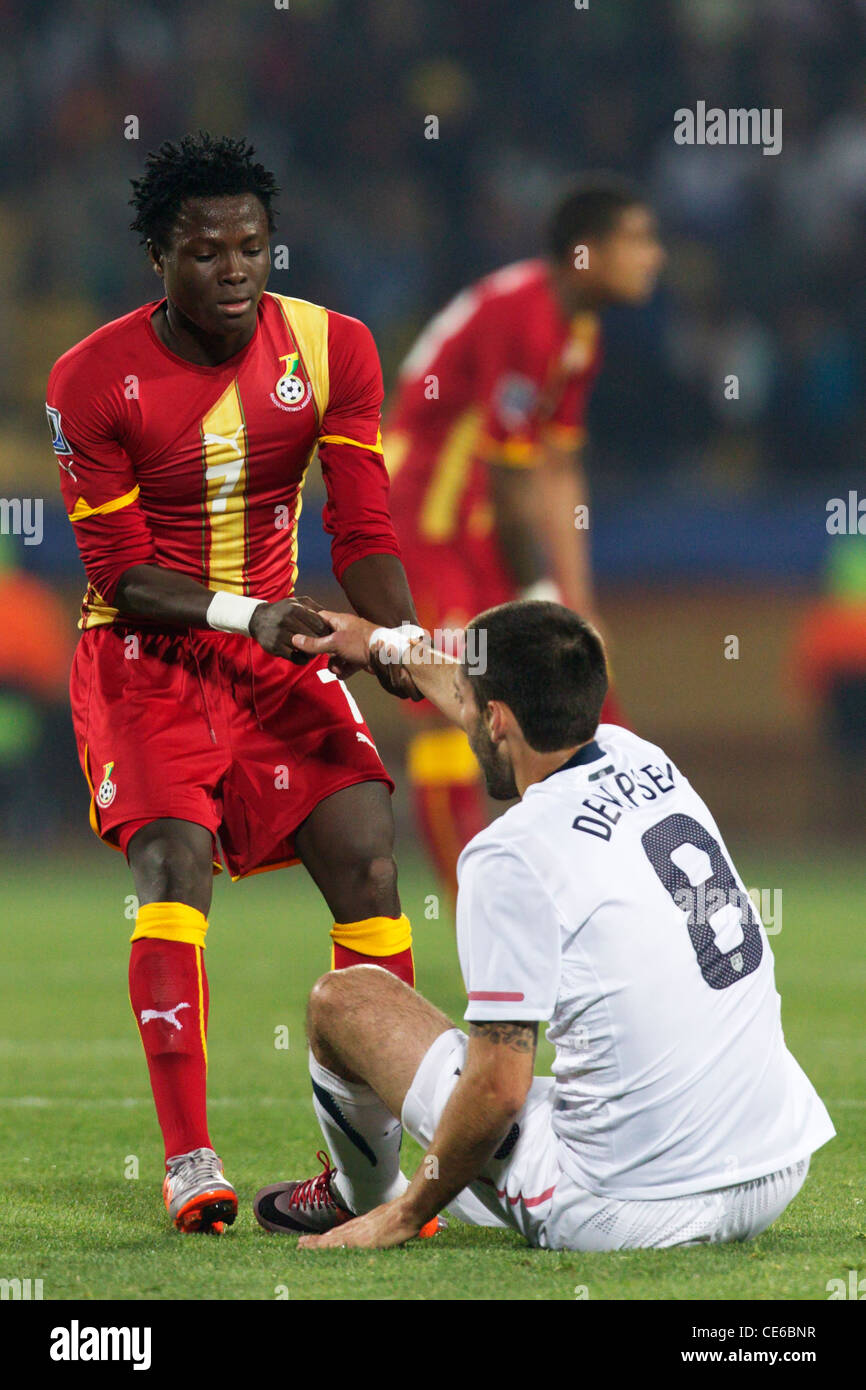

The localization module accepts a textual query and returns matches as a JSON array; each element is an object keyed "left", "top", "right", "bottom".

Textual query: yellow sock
[{"left": 330, "top": 913, "right": 414, "bottom": 986}]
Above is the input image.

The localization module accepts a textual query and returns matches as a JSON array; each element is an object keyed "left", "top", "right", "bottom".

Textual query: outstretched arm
[
  {"left": 291, "top": 611, "right": 464, "bottom": 723},
  {"left": 489, "top": 445, "right": 595, "bottom": 616}
]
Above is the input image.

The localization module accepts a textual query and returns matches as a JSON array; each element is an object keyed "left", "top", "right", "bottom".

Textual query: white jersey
[{"left": 456, "top": 724, "right": 835, "bottom": 1200}]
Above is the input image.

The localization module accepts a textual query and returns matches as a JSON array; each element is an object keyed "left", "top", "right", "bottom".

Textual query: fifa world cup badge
[
  {"left": 97, "top": 761, "right": 117, "bottom": 808},
  {"left": 274, "top": 352, "right": 311, "bottom": 409}
]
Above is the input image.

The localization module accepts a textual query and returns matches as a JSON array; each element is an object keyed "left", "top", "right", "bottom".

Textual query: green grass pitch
[{"left": 1, "top": 843, "right": 863, "bottom": 1301}]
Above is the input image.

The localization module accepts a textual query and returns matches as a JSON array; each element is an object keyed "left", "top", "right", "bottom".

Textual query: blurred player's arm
[
  {"left": 534, "top": 439, "right": 594, "bottom": 614},
  {"left": 488, "top": 457, "right": 545, "bottom": 590},
  {"left": 487, "top": 443, "right": 593, "bottom": 615}
]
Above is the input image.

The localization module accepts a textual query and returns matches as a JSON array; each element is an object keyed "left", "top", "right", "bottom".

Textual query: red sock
[
  {"left": 128, "top": 937, "right": 211, "bottom": 1164},
  {"left": 332, "top": 941, "right": 415, "bottom": 986}
]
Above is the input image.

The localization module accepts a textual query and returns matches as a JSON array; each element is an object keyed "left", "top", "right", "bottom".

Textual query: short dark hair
[
  {"left": 129, "top": 132, "right": 279, "bottom": 253},
  {"left": 464, "top": 601, "right": 608, "bottom": 751},
  {"left": 547, "top": 175, "right": 644, "bottom": 260}
]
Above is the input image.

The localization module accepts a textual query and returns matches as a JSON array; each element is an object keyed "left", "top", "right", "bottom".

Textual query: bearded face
[{"left": 465, "top": 701, "right": 518, "bottom": 801}]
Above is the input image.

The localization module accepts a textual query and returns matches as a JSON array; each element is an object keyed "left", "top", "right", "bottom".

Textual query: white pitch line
[{"left": 0, "top": 1096, "right": 303, "bottom": 1108}]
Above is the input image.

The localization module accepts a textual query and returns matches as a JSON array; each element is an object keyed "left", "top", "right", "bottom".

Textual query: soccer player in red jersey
[
  {"left": 384, "top": 179, "right": 665, "bottom": 892},
  {"left": 46, "top": 134, "right": 427, "bottom": 1234}
]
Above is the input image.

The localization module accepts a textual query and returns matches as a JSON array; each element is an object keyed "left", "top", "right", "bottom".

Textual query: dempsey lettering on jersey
[{"left": 572, "top": 761, "right": 677, "bottom": 839}]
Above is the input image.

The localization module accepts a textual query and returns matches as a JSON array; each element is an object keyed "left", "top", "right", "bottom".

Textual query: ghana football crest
[
  {"left": 96, "top": 761, "right": 117, "bottom": 808},
  {"left": 272, "top": 351, "right": 312, "bottom": 411}
]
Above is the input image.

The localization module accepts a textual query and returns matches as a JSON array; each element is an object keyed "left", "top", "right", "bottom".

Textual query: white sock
[{"left": 309, "top": 1050, "right": 409, "bottom": 1214}]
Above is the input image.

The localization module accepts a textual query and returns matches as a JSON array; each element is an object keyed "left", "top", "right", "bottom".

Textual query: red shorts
[
  {"left": 401, "top": 536, "right": 513, "bottom": 634},
  {"left": 70, "top": 625, "right": 393, "bottom": 879},
  {"left": 396, "top": 538, "right": 512, "bottom": 722}
]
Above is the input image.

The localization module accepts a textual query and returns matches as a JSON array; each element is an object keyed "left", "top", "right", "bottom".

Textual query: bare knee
[
  {"left": 127, "top": 823, "right": 212, "bottom": 913},
  {"left": 306, "top": 965, "right": 402, "bottom": 1070},
  {"left": 353, "top": 853, "right": 398, "bottom": 913},
  {"left": 330, "top": 852, "right": 399, "bottom": 921},
  {"left": 308, "top": 964, "right": 392, "bottom": 1028}
]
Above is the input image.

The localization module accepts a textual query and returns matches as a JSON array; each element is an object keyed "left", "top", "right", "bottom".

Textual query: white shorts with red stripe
[{"left": 401, "top": 1028, "right": 811, "bottom": 1251}]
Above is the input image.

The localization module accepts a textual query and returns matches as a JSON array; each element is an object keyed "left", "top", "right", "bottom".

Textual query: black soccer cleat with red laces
[
  {"left": 252, "top": 1150, "right": 442, "bottom": 1238},
  {"left": 253, "top": 1151, "right": 354, "bottom": 1236}
]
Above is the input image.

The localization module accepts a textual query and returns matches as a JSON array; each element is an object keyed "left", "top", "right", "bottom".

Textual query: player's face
[
  {"left": 455, "top": 668, "right": 519, "bottom": 801},
  {"left": 153, "top": 194, "right": 271, "bottom": 336},
  {"left": 589, "top": 205, "right": 664, "bottom": 304}
]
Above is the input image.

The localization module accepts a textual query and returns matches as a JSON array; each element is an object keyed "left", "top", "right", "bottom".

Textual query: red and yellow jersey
[
  {"left": 385, "top": 259, "right": 602, "bottom": 548},
  {"left": 47, "top": 292, "right": 401, "bottom": 629}
]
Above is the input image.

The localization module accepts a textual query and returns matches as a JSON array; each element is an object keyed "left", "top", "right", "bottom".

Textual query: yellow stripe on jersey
[
  {"left": 289, "top": 486, "right": 303, "bottom": 592},
  {"left": 68, "top": 485, "right": 140, "bottom": 522},
  {"left": 382, "top": 430, "right": 411, "bottom": 480},
  {"left": 268, "top": 294, "right": 330, "bottom": 426},
  {"left": 318, "top": 429, "right": 384, "bottom": 454},
  {"left": 82, "top": 742, "right": 100, "bottom": 836},
  {"left": 201, "top": 380, "right": 249, "bottom": 593},
  {"left": 418, "top": 407, "right": 482, "bottom": 543}
]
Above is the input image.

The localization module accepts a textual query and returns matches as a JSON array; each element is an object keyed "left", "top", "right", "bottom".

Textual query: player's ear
[
  {"left": 147, "top": 241, "right": 165, "bottom": 278},
  {"left": 486, "top": 700, "right": 507, "bottom": 742}
]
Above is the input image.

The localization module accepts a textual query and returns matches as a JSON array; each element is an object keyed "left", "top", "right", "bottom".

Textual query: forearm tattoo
[{"left": 469, "top": 1021, "right": 538, "bottom": 1054}]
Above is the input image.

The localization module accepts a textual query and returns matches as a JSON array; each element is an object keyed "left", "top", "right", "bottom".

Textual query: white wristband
[
  {"left": 368, "top": 623, "right": 427, "bottom": 665},
  {"left": 206, "top": 591, "right": 267, "bottom": 635}
]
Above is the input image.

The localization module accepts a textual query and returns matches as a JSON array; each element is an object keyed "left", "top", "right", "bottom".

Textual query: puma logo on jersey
[
  {"left": 140, "top": 1002, "right": 191, "bottom": 1031},
  {"left": 203, "top": 424, "right": 246, "bottom": 459},
  {"left": 356, "top": 731, "right": 377, "bottom": 751}
]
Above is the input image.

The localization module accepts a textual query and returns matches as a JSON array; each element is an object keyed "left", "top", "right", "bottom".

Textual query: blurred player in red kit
[
  {"left": 385, "top": 179, "right": 664, "bottom": 893},
  {"left": 46, "top": 134, "right": 429, "bottom": 1235}
]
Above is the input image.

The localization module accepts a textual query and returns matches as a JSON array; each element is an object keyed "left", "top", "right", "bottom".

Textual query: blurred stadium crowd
[
  {"left": 2, "top": 0, "right": 865, "bottom": 493},
  {"left": 1, "top": 0, "right": 864, "bottom": 844}
]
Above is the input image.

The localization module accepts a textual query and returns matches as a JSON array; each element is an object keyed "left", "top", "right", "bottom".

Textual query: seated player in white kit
[{"left": 253, "top": 601, "right": 835, "bottom": 1251}]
